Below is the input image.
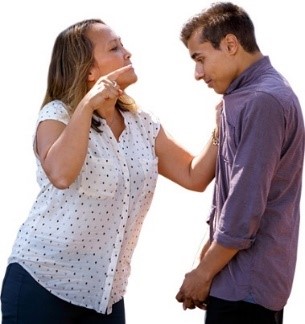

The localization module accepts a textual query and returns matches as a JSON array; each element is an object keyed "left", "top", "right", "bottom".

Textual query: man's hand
[{"left": 175, "top": 267, "right": 211, "bottom": 310}]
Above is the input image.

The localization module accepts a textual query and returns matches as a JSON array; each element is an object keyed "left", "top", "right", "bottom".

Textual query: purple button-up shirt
[{"left": 209, "top": 56, "right": 304, "bottom": 311}]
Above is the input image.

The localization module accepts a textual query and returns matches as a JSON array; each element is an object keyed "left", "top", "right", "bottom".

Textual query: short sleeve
[
  {"left": 37, "top": 100, "right": 70, "bottom": 125},
  {"left": 33, "top": 100, "right": 70, "bottom": 156},
  {"left": 137, "top": 109, "right": 161, "bottom": 141}
]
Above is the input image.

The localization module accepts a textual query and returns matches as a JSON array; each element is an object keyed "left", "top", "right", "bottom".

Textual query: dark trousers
[
  {"left": 205, "top": 296, "right": 283, "bottom": 324},
  {"left": 1, "top": 263, "right": 125, "bottom": 324}
]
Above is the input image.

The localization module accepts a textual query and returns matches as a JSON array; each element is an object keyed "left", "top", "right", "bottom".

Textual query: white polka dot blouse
[{"left": 8, "top": 100, "right": 161, "bottom": 314}]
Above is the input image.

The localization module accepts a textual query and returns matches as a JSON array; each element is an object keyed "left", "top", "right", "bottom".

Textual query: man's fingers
[
  {"left": 176, "top": 290, "right": 195, "bottom": 310},
  {"left": 176, "top": 290, "right": 184, "bottom": 302},
  {"left": 183, "top": 298, "right": 196, "bottom": 310},
  {"left": 176, "top": 289, "right": 207, "bottom": 311},
  {"left": 193, "top": 300, "right": 207, "bottom": 310}
]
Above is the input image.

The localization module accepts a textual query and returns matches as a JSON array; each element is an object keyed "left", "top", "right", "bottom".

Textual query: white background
[{"left": 0, "top": 1, "right": 304, "bottom": 323}]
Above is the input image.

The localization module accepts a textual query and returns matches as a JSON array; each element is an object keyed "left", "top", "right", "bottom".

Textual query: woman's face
[{"left": 87, "top": 23, "right": 137, "bottom": 89}]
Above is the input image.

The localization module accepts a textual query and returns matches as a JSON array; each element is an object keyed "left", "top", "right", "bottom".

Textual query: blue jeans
[
  {"left": 205, "top": 296, "right": 283, "bottom": 324},
  {"left": 1, "top": 263, "right": 125, "bottom": 324}
]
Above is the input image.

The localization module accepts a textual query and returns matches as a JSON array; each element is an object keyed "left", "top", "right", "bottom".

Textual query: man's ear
[{"left": 223, "top": 34, "right": 239, "bottom": 55}]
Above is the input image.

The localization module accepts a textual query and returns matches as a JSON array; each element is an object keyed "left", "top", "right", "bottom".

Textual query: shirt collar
[{"left": 225, "top": 56, "right": 271, "bottom": 95}]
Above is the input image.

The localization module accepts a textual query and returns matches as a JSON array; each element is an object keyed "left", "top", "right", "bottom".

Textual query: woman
[{"left": 0, "top": 19, "right": 219, "bottom": 323}]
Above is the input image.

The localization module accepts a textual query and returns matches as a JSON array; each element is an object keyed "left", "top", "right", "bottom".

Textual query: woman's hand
[{"left": 84, "top": 65, "right": 133, "bottom": 113}]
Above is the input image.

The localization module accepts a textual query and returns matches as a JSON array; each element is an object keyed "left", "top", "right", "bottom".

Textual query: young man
[{"left": 176, "top": 2, "right": 305, "bottom": 324}]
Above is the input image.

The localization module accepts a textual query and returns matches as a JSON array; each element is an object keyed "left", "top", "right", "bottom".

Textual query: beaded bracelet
[{"left": 212, "top": 128, "right": 219, "bottom": 146}]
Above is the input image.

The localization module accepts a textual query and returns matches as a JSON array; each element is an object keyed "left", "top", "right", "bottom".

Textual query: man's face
[{"left": 187, "top": 28, "right": 237, "bottom": 94}]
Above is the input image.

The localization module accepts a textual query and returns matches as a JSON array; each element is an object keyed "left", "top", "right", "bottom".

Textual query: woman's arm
[
  {"left": 156, "top": 126, "right": 218, "bottom": 191},
  {"left": 156, "top": 102, "right": 221, "bottom": 191},
  {"left": 35, "top": 103, "right": 93, "bottom": 189},
  {"left": 36, "top": 66, "right": 131, "bottom": 189}
]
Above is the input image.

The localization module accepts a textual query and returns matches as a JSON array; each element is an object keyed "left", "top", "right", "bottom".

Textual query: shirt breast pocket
[{"left": 78, "top": 156, "right": 118, "bottom": 199}]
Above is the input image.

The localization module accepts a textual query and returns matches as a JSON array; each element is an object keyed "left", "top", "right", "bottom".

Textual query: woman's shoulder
[
  {"left": 124, "top": 108, "right": 161, "bottom": 141},
  {"left": 38, "top": 100, "right": 70, "bottom": 124},
  {"left": 132, "top": 108, "right": 160, "bottom": 125}
]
